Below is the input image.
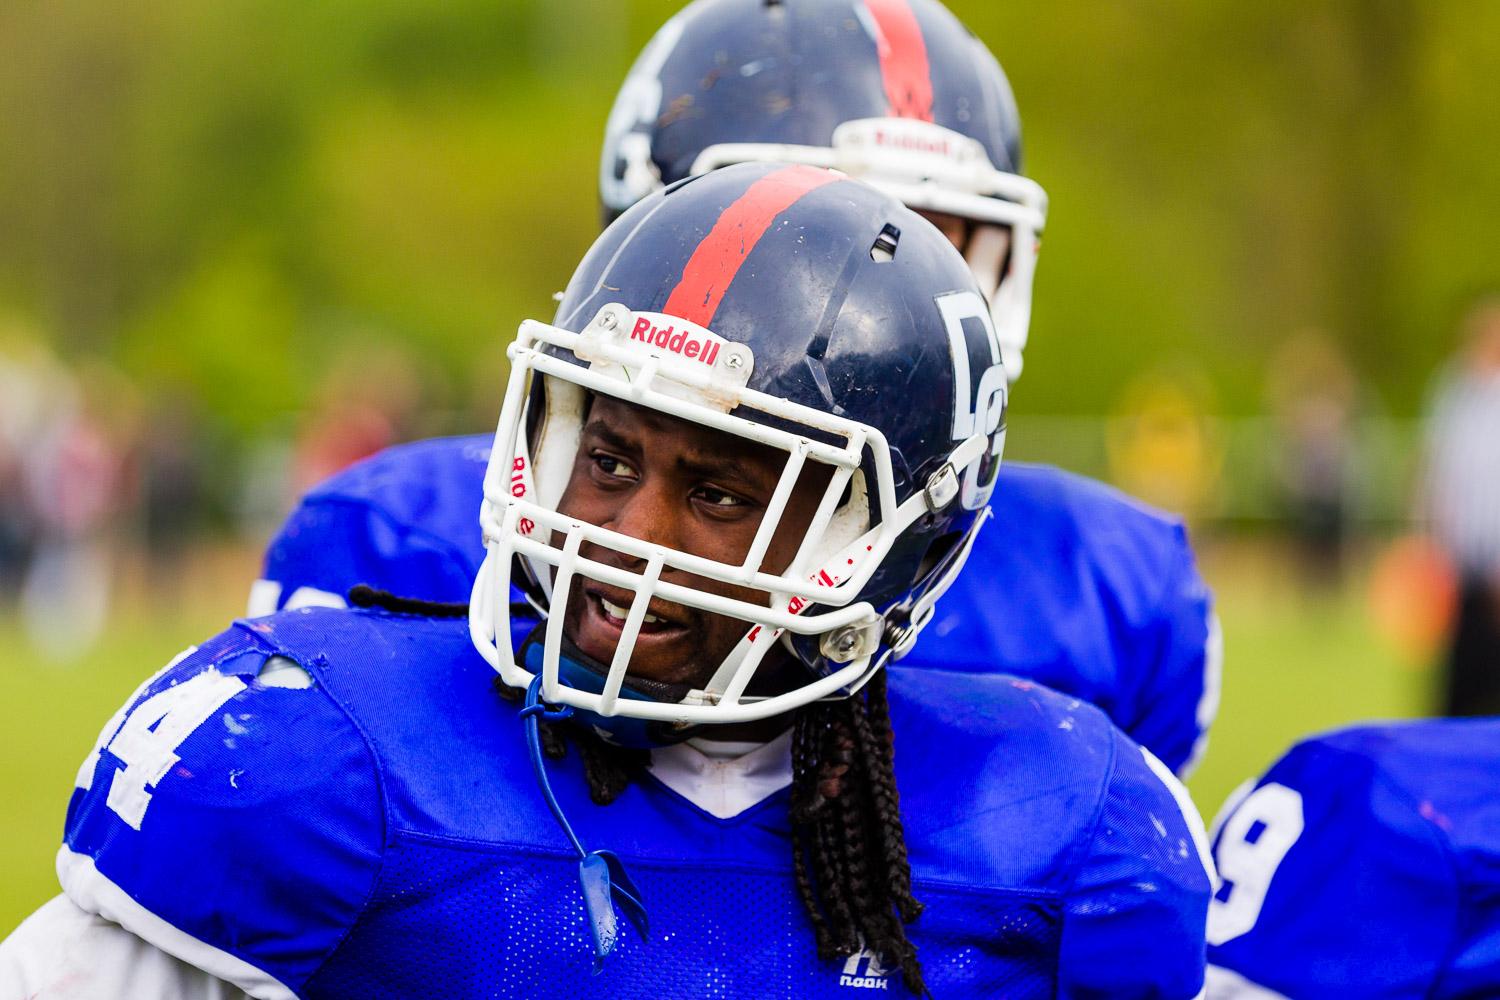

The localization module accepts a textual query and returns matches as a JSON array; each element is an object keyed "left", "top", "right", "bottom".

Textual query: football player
[
  {"left": 3, "top": 165, "right": 1213, "bottom": 998},
  {"left": 1204, "top": 718, "right": 1500, "bottom": 999},
  {"left": 250, "top": 0, "right": 1222, "bottom": 779}
]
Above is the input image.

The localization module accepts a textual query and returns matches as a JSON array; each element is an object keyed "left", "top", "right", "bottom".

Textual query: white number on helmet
[
  {"left": 599, "top": 14, "right": 686, "bottom": 213},
  {"left": 935, "top": 290, "right": 1006, "bottom": 509}
]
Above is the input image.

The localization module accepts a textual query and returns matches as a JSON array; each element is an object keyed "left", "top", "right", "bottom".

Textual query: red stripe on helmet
[
  {"left": 863, "top": 0, "right": 934, "bottom": 122},
  {"left": 663, "top": 165, "right": 841, "bottom": 328}
]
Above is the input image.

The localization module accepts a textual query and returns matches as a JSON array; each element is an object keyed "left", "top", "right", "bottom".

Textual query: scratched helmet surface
[
  {"left": 600, "top": 0, "right": 1046, "bottom": 382},
  {"left": 470, "top": 162, "right": 1008, "bottom": 735}
]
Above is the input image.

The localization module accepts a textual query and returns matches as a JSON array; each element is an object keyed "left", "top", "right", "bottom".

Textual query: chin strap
[{"left": 519, "top": 676, "right": 650, "bottom": 972}]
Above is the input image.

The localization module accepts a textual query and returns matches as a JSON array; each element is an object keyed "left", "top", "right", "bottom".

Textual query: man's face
[
  {"left": 555, "top": 394, "right": 833, "bottom": 689},
  {"left": 915, "top": 209, "right": 1011, "bottom": 301}
]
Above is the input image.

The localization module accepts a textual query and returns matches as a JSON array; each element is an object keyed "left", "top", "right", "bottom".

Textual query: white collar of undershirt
[{"left": 647, "top": 730, "right": 794, "bottom": 819}]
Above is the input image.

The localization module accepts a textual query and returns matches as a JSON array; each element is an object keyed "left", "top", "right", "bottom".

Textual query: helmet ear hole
[{"left": 915, "top": 530, "right": 963, "bottom": 589}]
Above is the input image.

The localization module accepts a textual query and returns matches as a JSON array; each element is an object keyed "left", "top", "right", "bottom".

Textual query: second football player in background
[{"left": 251, "top": 0, "right": 1223, "bottom": 779}]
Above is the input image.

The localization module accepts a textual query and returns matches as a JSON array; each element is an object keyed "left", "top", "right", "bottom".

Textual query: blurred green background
[
  {"left": 6, "top": 0, "right": 1499, "bottom": 421},
  {"left": 2, "top": 0, "right": 1494, "bottom": 932}
]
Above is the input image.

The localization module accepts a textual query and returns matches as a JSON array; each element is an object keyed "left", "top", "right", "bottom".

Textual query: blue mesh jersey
[
  {"left": 1205, "top": 718, "right": 1500, "bottom": 1000},
  {"left": 63, "top": 607, "right": 1212, "bottom": 1000},
  {"left": 251, "top": 435, "right": 1219, "bottom": 776}
]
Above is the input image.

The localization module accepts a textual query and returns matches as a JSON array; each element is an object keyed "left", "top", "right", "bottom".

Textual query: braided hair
[
  {"left": 788, "top": 671, "right": 925, "bottom": 994},
  {"left": 350, "top": 585, "right": 925, "bottom": 993}
]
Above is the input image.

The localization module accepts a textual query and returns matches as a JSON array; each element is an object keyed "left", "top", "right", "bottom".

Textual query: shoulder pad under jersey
[
  {"left": 1207, "top": 717, "right": 1500, "bottom": 999},
  {"left": 908, "top": 461, "right": 1219, "bottom": 776},
  {"left": 250, "top": 435, "right": 493, "bottom": 614},
  {"left": 889, "top": 666, "right": 1214, "bottom": 999},
  {"left": 62, "top": 613, "right": 387, "bottom": 999}
]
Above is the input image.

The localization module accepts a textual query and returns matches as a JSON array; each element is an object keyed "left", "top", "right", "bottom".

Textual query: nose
[{"left": 595, "top": 474, "right": 683, "bottom": 567}]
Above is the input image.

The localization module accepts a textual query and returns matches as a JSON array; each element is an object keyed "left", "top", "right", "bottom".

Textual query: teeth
[{"left": 600, "top": 598, "right": 660, "bottom": 625}]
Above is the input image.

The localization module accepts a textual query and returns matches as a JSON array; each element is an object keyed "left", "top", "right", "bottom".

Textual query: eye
[
  {"left": 592, "top": 453, "right": 638, "bottom": 481},
  {"left": 696, "top": 485, "right": 749, "bottom": 508}
]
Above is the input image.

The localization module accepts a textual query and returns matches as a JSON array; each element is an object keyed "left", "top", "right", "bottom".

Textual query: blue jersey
[
  {"left": 251, "top": 435, "right": 1218, "bottom": 775},
  {"left": 1206, "top": 719, "right": 1500, "bottom": 999},
  {"left": 63, "top": 607, "right": 1211, "bottom": 1000}
]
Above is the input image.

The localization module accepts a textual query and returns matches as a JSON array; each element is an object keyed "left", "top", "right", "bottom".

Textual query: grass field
[{"left": 0, "top": 536, "right": 1436, "bottom": 935}]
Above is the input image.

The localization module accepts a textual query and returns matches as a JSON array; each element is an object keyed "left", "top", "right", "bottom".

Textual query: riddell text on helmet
[
  {"left": 631, "top": 315, "right": 723, "bottom": 366},
  {"left": 872, "top": 127, "right": 953, "bottom": 157}
]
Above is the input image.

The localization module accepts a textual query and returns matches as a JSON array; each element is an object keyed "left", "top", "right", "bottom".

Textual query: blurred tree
[{"left": 0, "top": 0, "right": 1496, "bottom": 443}]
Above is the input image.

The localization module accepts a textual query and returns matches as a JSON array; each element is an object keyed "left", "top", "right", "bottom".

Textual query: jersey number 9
[{"left": 1207, "top": 782, "right": 1305, "bottom": 945}]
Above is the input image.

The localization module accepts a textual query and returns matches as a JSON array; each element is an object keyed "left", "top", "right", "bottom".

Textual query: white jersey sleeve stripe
[
  {"left": 56, "top": 846, "right": 296, "bottom": 1000},
  {"left": 284, "top": 586, "right": 348, "bottom": 611},
  {"left": 245, "top": 579, "right": 283, "bottom": 618},
  {"left": 1140, "top": 745, "right": 1220, "bottom": 890},
  {"left": 1178, "top": 611, "right": 1225, "bottom": 780}
]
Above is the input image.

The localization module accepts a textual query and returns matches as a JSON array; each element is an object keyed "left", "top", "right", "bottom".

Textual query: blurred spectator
[
  {"left": 290, "top": 343, "right": 423, "bottom": 499},
  {"left": 1265, "top": 330, "right": 1363, "bottom": 588},
  {"left": 1106, "top": 364, "right": 1223, "bottom": 523},
  {"left": 0, "top": 335, "right": 74, "bottom": 609},
  {"left": 1423, "top": 297, "right": 1500, "bottom": 714},
  {"left": 1367, "top": 533, "right": 1458, "bottom": 664},
  {"left": 0, "top": 433, "right": 25, "bottom": 600},
  {"left": 17, "top": 360, "right": 139, "bottom": 661},
  {"left": 140, "top": 392, "right": 210, "bottom": 596}
]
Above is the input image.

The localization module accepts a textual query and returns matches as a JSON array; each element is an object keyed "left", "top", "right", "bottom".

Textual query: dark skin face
[
  {"left": 556, "top": 394, "right": 834, "bottom": 692},
  {"left": 915, "top": 209, "right": 1012, "bottom": 298},
  {"left": 916, "top": 208, "right": 973, "bottom": 251}
]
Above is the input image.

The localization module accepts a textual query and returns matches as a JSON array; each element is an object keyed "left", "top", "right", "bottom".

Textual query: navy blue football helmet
[
  {"left": 599, "top": 0, "right": 1047, "bottom": 381},
  {"left": 470, "top": 162, "right": 1007, "bottom": 733}
]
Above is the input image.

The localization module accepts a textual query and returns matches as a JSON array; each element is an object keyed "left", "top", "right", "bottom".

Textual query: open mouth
[
  {"left": 598, "top": 595, "right": 669, "bottom": 632},
  {"left": 585, "top": 586, "right": 689, "bottom": 639}
]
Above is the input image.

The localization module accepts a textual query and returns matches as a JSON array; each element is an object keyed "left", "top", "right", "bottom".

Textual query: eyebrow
[
  {"left": 581, "top": 417, "right": 781, "bottom": 496},
  {"left": 676, "top": 451, "right": 778, "bottom": 494},
  {"left": 582, "top": 419, "right": 638, "bottom": 455}
]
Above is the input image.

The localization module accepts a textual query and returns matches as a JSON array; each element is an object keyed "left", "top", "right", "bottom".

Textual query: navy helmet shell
[
  {"left": 600, "top": 0, "right": 1024, "bottom": 219},
  {"left": 553, "top": 162, "right": 1007, "bottom": 655}
]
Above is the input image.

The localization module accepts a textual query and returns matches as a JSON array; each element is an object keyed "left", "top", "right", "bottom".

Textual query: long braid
[
  {"left": 841, "top": 692, "right": 920, "bottom": 975},
  {"left": 792, "top": 708, "right": 861, "bottom": 955},
  {"left": 851, "top": 673, "right": 923, "bottom": 923},
  {"left": 789, "top": 708, "right": 837, "bottom": 957},
  {"left": 789, "top": 674, "right": 926, "bottom": 994}
]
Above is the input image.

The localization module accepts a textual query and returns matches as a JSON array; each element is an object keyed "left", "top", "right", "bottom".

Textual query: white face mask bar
[
  {"left": 469, "top": 303, "right": 988, "bottom": 726},
  {"left": 689, "top": 118, "right": 1047, "bottom": 383}
]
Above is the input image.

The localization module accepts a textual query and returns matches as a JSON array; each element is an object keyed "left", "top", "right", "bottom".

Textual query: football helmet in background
[
  {"left": 599, "top": 0, "right": 1047, "bottom": 382},
  {"left": 470, "top": 162, "right": 1008, "bottom": 736}
]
